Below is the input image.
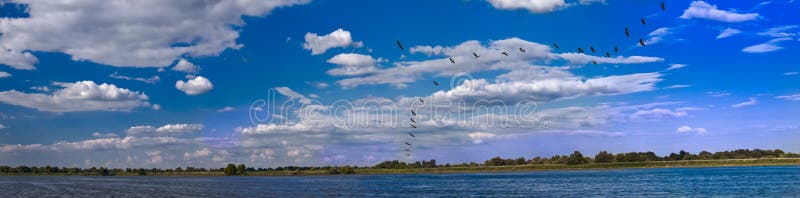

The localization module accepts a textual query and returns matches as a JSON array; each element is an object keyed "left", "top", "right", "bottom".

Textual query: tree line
[{"left": 2, "top": 149, "right": 798, "bottom": 175}]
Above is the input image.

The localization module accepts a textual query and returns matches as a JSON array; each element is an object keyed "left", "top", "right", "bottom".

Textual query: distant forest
[{"left": 2, "top": 149, "right": 798, "bottom": 176}]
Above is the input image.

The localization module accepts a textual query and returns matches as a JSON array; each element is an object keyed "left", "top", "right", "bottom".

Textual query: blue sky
[{"left": 0, "top": 0, "right": 799, "bottom": 168}]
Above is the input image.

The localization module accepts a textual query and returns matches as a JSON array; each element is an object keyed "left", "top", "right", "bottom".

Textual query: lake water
[{"left": 2, "top": 166, "right": 800, "bottom": 197}]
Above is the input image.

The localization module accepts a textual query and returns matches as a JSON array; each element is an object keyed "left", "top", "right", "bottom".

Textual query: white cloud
[
  {"left": 644, "top": 27, "right": 672, "bottom": 45},
  {"left": 486, "top": 0, "right": 566, "bottom": 13},
  {"left": 184, "top": 148, "right": 212, "bottom": 159},
  {"left": 126, "top": 123, "right": 204, "bottom": 136},
  {"left": 92, "top": 132, "right": 119, "bottom": 138},
  {"left": 152, "top": 104, "right": 161, "bottom": 110},
  {"left": 176, "top": 76, "right": 213, "bottom": 95},
  {"left": 784, "top": 72, "right": 799, "bottom": 76},
  {"left": 758, "top": 25, "right": 798, "bottom": 38},
  {"left": 326, "top": 53, "right": 378, "bottom": 76},
  {"left": 0, "top": 71, "right": 10, "bottom": 78},
  {"left": 742, "top": 38, "right": 792, "bottom": 53},
  {"left": 0, "top": 81, "right": 150, "bottom": 112},
  {"left": 664, "top": 84, "right": 692, "bottom": 89},
  {"left": 776, "top": 94, "right": 800, "bottom": 101},
  {"left": 172, "top": 59, "right": 200, "bottom": 74},
  {"left": 716, "top": 28, "right": 742, "bottom": 39},
  {"left": 275, "top": 87, "right": 311, "bottom": 104},
  {"left": 468, "top": 132, "right": 496, "bottom": 144},
  {"left": 666, "top": 64, "right": 687, "bottom": 70},
  {"left": 109, "top": 72, "right": 160, "bottom": 84},
  {"left": 0, "top": 0, "right": 310, "bottom": 69},
  {"left": 217, "top": 106, "right": 236, "bottom": 112},
  {"left": 0, "top": 124, "right": 5, "bottom": 130},
  {"left": 680, "top": 1, "right": 759, "bottom": 23},
  {"left": 337, "top": 38, "right": 663, "bottom": 89},
  {"left": 629, "top": 108, "right": 688, "bottom": 120},
  {"left": 731, "top": 97, "right": 757, "bottom": 108},
  {"left": 302, "top": 28, "right": 363, "bottom": 55},
  {"left": 306, "top": 81, "right": 329, "bottom": 89},
  {"left": 677, "top": 125, "right": 707, "bottom": 134},
  {"left": 707, "top": 91, "right": 731, "bottom": 97}
]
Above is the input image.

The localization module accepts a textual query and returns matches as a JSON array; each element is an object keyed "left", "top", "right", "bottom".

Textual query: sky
[{"left": 0, "top": 0, "right": 799, "bottom": 169}]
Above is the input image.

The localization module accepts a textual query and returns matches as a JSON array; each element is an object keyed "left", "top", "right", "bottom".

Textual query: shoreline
[{"left": 3, "top": 158, "right": 800, "bottom": 177}]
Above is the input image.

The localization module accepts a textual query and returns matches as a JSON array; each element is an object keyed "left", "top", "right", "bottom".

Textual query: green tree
[
  {"left": 567, "top": 151, "right": 589, "bottom": 165},
  {"left": 236, "top": 164, "right": 246, "bottom": 175},
  {"left": 224, "top": 164, "right": 236, "bottom": 176},
  {"left": 594, "top": 151, "right": 614, "bottom": 163},
  {"left": 341, "top": 166, "right": 355, "bottom": 174}
]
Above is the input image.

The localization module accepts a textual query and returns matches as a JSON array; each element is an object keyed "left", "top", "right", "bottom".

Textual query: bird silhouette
[
  {"left": 614, "top": 46, "right": 619, "bottom": 53},
  {"left": 418, "top": 98, "right": 424, "bottom": 104},
  {"left": 639, "top": 38, "right": 646, "bottom": 46},
  {"left": 410, "top": 117, "right": 416, "bottom": 123},
  {"left": 410, "top": 124, "right": 417, "bottom": 129},
  {"left": 411, "top": 110, "right": 417, "bottom": 116},
  {"left": 592, "top": 60, "right": 598, "bottom": 65},
  {"left": 408, "top": 133, "right": 415, "bottom": 138},
  {"left": 405, "top": 149, "right": 412, "bottom": 152},
  {"left": 519, "top": 48, "right": 526, "bottom": 53},
  {"left": 605, "top": 52, "right": 611, "bottom": 57},
  {"left": 590, "top": 46, "right": 596, "bottom": 53},
  {"left": 396, "top": 40, "right": 404, "bottom": 51},
  {"left": 625, "top": 27, "right": 630, "bottom": 37},
  {"left": 552, "top": 42, "right": 560, "bottom": 49},
  {"left": 501, "top": 51, "right": 509, "bottom": 56},
  {"left": 473, "top": 53, "right": 480, "bottom": 58},
  {"left": 405, "top": 142, "right": 412, "bottom": 146},
  {"left": 449, "top": 57, "right": 455, "bottom": 64},
  {"left": 661, "top": 2, "right": 665, "bottom": 11},
  {"left": 641, "top": 18, "right": 646, "bottom": 25},
  {"left": 577, "top": 48, "right": 585, "bottom": 54},
  {"left": 433, "top": 80, "right": 439, "bottom": 86}
]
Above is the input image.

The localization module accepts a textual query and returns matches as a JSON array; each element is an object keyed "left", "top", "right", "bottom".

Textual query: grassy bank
[{"left": 4, "top": 158, "right": 800, "bottom": 176}]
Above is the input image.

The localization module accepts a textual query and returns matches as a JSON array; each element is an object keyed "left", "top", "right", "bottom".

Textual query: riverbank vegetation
[{"left": 2, "top": 149, "right": 799, "bottom": 176}]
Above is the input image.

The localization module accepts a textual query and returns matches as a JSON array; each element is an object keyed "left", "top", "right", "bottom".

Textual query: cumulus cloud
[
  {"left": 302, "top": 28, "right": 363, "bottom": 55},
  {"left": 776, "top": 94, "right": 800, "bottom": 101},
  {"left": 677, "top": 125, "right": 707, "bottom": 134},
  {"left": 468, "top": 132, "right": 496, "bottom": 144},
  {"left": 742, "top": 38, "right": 792, "bottom": 53},
  {"left": 172, "top": 59, "right": 200, "bottom": 74},
  {"left": 0, "top": 0, "right": 310, "bottom": 69},
  {"left": 217, "top": 106, "right": 236, "bottom": 112},
  {"left": 716, "top": 28, "right": 742, "bottom": 39},
  {"left": 0, "top": 81, "right": 150, "bottom": 112},
  {"left": 109, "top": 72, "right": 160, "bottom": 84},
  {"left": 680, "top": 1, "right": 759, "bottom": 23},
  {"left": 184, "top": 148, "right": 212, "bottom": 159},
  {"left": 126, "top": 124, "right": 204, "bottom": 136},
  {"left": 92, "top": 132, "right": 119, "bottom": 138},
  {"left": 176, "top": 76, "right": 213, "bottom": 95},
  {"left": 0, "top": 71, "right": 10, "bottom": 78},
  {"left": 337, "top": 38, "right": 663, "bottom": 89},
  {"left": 486, "top": 0, "right": 566, "bottom": 13},
  {"left": 326, "top": 53, "right": 379, "bottom": 76},
  {"left": 731, "top": 97, "right": 757, "bottom": 108}
]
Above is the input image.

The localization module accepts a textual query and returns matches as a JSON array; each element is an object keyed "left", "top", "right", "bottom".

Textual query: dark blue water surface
[{"left": 2, "top": 166, "right": 800, "bottom": 197}]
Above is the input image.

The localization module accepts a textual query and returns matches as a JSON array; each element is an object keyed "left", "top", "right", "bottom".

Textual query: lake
[{"left": 2, "top": 166, "right": 800, "bottom": 197}]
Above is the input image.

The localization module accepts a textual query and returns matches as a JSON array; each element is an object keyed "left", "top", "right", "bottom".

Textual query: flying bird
[
  {"left": 449, "top": 57, "right": 455, "bottom": 64},
  {"left": 408, "top": 133, "right": 415, "bottom": 138},
  {"left": 639, "top": 38, "right": 646, "bottom": 46},
  {"left": 641, "top": 18, "right": 646, "bottom": 25},
  {"left": 405, "top": 149, "right": 412, "bottom": 152},
  {"left": 396, "top": 40, "right": 404, "bottom": 51},
  {"left": 410, "top": 124, "right": 417, "bottom": 129},
  {"left": 410, "top": 117, "right": 416, "bottom": 123},
  {"left": 473, "top": 53, "right": 480, "bottom": 58},
  {"left": 605, "top": 52, "right": 611, "bottom": 57},
  {"left": 419, "top": 98, "right": 424, "bottom": 104},
  {"left": 519, "top": 48, "right": 526, "bottom": 53},
  {"left": 614, "top": 46, "right": 619, "bottom": 53},
  {"left": 625, "top": 27, "right": 630, "bottom": 37},
  {"left": 592, "top": 60, "right": 598, "bottom": 65},
  {"left": 501, "top": 51, "right": 509, "bottom": 56},
  {"left": 661, "top": 2, "right": 665, "bottom": 11},
  {"left": 405, "top": 142, "right": 412, "bottom": 146},
  {"left": 577, "top": 48, "right": 585, "bottom": 54},
  {"left": 590, "top": 46, "right": 596, "bottom": 53},
  {"left": 433, "top": 80, "right": 439, "bottom": 86},
  {"left": 411, "top": 110, "right": 417, "bottom": 116},
  {"left": 552, "top": 42, "right": 560, "bottom": 49}
]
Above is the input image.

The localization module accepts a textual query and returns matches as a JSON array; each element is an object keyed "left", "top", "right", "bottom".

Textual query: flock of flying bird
[{"left": 394, "top": 1, "right": 666, "bottom": 158}]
